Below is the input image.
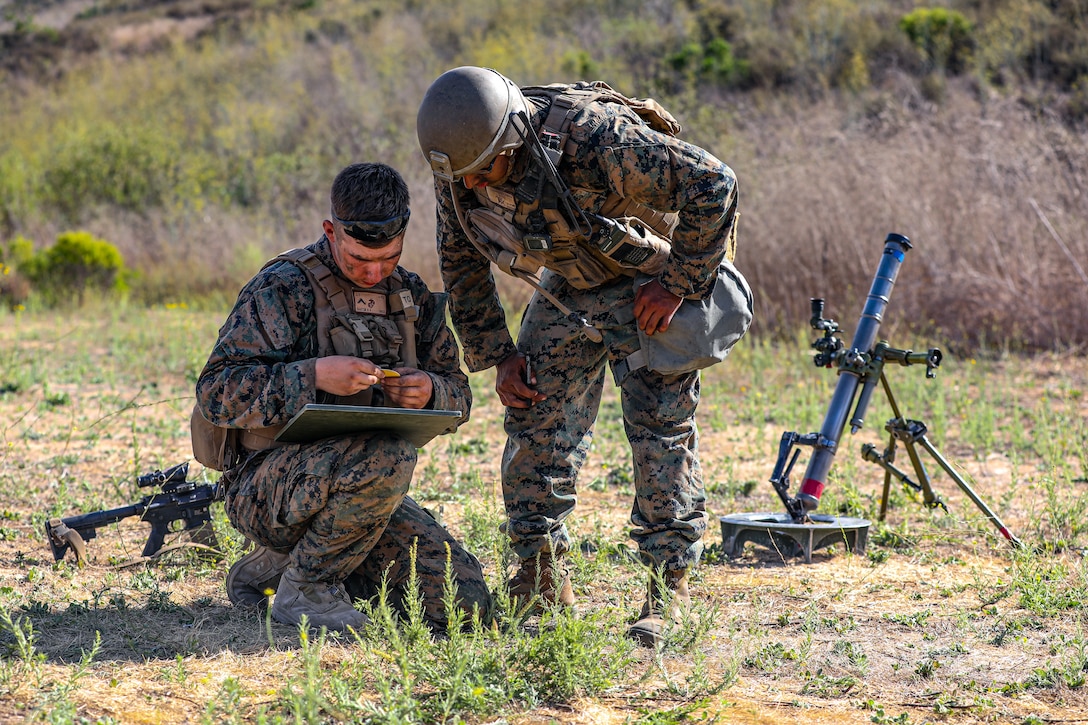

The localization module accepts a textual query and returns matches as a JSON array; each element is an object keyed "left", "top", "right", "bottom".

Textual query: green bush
[
  {"left": 39, "top": 125, "right": 180, "bottom": 221},
  {"left": 1067, "top": 75, "right": 1088, "bottom": 121},
  {"left": 1, "top": 235, "right": 35, "bottom": 269},
  {"left": 975, "top": 0, "right": 1055, "bottom": 86},
  {"left": 22, "top": 231, "right": 128, "bottom": 305},
  {"left": 667, "top": 38, "right": 749, "bottom": 86},
  {"left": 899, "top": 7, "right": 974, "bottom": 74}
]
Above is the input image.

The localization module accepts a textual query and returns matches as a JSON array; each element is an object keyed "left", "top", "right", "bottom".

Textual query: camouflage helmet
[{"left": 416, "top": 66, "right": 528, "bottom": 181}]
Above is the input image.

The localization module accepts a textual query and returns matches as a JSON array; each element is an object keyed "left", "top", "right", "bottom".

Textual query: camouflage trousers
[
  {"left": 503, "top": 271, "right": 708, "bottom": 572},
  {"left": 224, "top": 432, "right": 492, "bottom": 627}
]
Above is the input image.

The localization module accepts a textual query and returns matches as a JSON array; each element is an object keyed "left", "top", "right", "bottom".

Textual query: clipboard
[{"left": 274, "top": 404, "right": 462, "bottom": 448}]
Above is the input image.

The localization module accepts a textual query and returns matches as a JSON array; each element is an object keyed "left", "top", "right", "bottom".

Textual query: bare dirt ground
[{"left": 2, "top": 309, "right": 1088, "bottom": 724}]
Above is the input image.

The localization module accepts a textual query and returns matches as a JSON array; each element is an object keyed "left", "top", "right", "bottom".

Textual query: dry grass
[
  {"left": 2, "top": 308, "right": 1088, "bottom": 723},
  {"left": 729, "top": 75, "right": 1088, "bottom": 352},
  {"left": 40, "top": 77, "right": 1088, "bottom": 353}
]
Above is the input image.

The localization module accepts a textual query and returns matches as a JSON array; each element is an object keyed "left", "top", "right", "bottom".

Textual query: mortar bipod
[{"left": 862, "top": 361, "right": 1023, "bottom": 548}]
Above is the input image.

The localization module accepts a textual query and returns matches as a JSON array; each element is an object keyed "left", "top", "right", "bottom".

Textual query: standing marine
[{"left": 415, "top": 66, "right": 749, "bottom": 646}]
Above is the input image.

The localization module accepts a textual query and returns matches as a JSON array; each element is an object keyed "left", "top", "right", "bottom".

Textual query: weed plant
[{"left": 3, "top": 297, "right": 1088, "bottom": 721}]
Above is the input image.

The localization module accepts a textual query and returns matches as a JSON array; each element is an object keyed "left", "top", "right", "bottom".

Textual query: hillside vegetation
[{"left": 1, "top": 0, "right": 1087, "bottom": 350}]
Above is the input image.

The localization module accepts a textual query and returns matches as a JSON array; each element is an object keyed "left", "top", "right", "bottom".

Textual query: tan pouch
[
  {"left": 545, "top": 245, "right": 625, "bottom": 289},
  {"left": 238, "top": 426, "right": 287, "bottom": 452},
  {"left": 465, "top": 207, "right": 548, "bottom": 275},
  {"left": 190, "top": 404, "right": 240, "bottom": 471}
]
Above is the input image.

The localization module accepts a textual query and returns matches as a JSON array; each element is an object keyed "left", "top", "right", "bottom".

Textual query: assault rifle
[{"left": 45, "top": 462, "right": 224, "bottom": 565}]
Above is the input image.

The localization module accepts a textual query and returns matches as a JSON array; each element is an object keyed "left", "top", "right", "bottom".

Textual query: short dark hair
[{"left": 330, "top": 162, "right": 410, "bottom": 226}]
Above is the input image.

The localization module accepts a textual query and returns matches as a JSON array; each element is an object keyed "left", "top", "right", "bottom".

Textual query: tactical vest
[
  {"left": 467, "top": 83, "right": 686, "bottom": 290},
  {"left": 190, "top": 246, "right": 420, "bottom": 470}
]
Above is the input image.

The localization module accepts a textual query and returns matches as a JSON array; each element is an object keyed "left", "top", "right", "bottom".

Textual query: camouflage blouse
[
  {"left": 196, "top": 235, "right": 471, "bottom": 430},
  {"left": 434, "top": 91, "right": 739, "bottom": 372}
]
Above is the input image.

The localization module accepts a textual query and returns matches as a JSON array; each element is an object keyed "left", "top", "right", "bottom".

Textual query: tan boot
[
  {"left": 271, "top": 567, "right": 369, "bottom": 632},
  {"left": 627, "top": 568, "right": 690, "bottom": 647},
  {"left": 508, "top": 552, "right": 574, "bottom": 614},
  {"left": 226, "top": 546, "right": 291, "bottom": 608}
]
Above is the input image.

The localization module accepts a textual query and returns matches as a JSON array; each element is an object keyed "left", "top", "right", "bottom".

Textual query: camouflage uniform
[
  {"left": 435, "top": 91, "right": 738, "bottom": 572},
  {"left": 196, "top": 236, "right": 491, "bottom": 627}
]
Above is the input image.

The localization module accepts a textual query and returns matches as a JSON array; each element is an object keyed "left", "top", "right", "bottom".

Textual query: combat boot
[
  {"left": 626, "top": 568, "right": 690, "bottom": 647},
  {"left": 508, "top": 552, "right": 574, "bottom": 614},
  {"left": 271, "top": 567, "right": 369, "bottom": 632},
  {"left": 226, "top": 545, "right": 291, "bottom": 608}
]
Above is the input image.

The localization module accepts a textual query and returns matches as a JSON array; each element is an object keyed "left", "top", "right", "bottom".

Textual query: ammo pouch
[
  {"left": 330, "top": 311, "right": 404, "bottom": 366},
  {"left": 614, "top": 260, "right": 753, "bottom": 380},
  {"left": 465, "top": 207, "right": 549, "bottom": 276},
  {"left": 465, "top": 207, "right": 670, "bottom": 289}
]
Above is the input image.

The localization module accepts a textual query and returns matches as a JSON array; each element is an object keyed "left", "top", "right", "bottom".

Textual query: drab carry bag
[{"left": 615, "top": 260, "right": 754, "bottom": 380}]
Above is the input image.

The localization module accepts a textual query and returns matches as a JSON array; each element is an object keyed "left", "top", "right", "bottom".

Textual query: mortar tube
[{"left": 797, "top": 233, "right": 912, "bottom": 512}]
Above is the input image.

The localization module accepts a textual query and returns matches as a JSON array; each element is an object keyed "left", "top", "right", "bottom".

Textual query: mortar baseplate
[{"left": 719, "top": 512, "right": 870, "bottom": 563}]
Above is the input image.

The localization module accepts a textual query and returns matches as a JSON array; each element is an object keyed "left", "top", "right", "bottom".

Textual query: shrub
[
  {"left": 667, "top": 37, "right": 748, "bottom": 86},
  {"left": 839, "top": 50, "right": 871, "bottom": 92},
  {"left": 0, "top": 263, "right": 30, "bottom": 310},
  {"left": 0, "top": 236, "right": 35, "bottom": 309},
  {"left": 1, "top": 235, "right": 35, "bottom": 269},
  {"left": 974, "top": 0, "right": 1055, "bottom": 87},
  {"left": 39, "top": 125, "right": 180, "bottom": 222},
  {"left": 22, "top": 231, "right": 128, "bottom": 305},
  {"left": 1067, "top": 74, "right": 1088, "bottom": 121},
  {"left": 899, "top": 7, "right": 974, "bottom": 75},
  {"left": 560, "top": 50, "right": 599, "bottom": 78}
]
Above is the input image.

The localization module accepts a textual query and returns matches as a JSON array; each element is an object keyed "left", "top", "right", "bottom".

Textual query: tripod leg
[
  {"left": 879, "top": 435, "right": 895, "bottom": 522},
  {"left": 916, "top": 436, "right": 1023, "bottom": 547},
  {"left": 862, "top": 441, "right": 931, "bottom": 517},
  {"left": 879, "top": 468, "right": 892, "bottom": 522},
  {"left": 901, "top": 439, "right": 944, "bottom": 511}
]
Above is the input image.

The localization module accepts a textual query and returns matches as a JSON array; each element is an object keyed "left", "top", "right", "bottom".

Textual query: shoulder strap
[
  {"left": 523, "top": 81, "right": 682, "bottom": 159},
  {"left": 386, "top": 269, "right": 419, "bottom": 368},
  {"left": 267, "top": 247, "right": 349, "bottom": 359},
  {"left": 268, "top": 247, "right": 352, "bottom": 316},
  {"left": 521, "top": 84, "right": 681, "bottom": 242}
]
